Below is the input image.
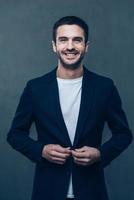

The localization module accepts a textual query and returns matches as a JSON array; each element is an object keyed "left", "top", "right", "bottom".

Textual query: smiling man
[
  {"left": 52, "top": 24, "right": 88, "bottom": 70},
  {"left": 7, "top": 16, "right": 133, "bottom": 200}
]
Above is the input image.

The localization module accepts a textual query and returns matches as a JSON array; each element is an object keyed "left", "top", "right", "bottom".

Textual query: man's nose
[{"left": 67, "top": 40, "right": 74, "bottom": 50}]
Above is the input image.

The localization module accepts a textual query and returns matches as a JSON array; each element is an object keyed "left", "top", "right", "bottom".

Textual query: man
[{"left": 7, "top": 16, "right": 133, "bottom": 200}]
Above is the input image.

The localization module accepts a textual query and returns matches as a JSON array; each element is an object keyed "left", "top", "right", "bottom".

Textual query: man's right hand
[{"left": 42, "top": 144, "right": 71, "bottom": 165}]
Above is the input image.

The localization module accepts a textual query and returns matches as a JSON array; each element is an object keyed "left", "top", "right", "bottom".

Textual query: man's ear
[
  {"left": 52, "top": 41, "right": 56, "bottom": 53},
  {"left": 85, "top": 41, "right": 90, "bottom": 53}
]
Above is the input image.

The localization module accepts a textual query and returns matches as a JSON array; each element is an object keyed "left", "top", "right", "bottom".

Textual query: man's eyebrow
[
  {"left": 58, "top": 36, "right": 68, "bottom": 40},
  {"left": 57, "top": 36, "right": 83, "bottom": 40},
  {"left": 73, "top": 37, "right": 83, "bottom": 40}
]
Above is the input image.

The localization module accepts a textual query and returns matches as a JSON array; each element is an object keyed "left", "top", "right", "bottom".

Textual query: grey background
[{"left": 0, "top": 0, "right": 134, "bottom": 200}]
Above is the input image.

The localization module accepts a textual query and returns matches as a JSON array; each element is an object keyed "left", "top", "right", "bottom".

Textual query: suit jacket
[{"left": 7, "top": 67, "right": 133, "bottom": 200}]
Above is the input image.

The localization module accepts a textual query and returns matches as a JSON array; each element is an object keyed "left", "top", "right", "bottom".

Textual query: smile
[
  {"left": 64, "top": 53, "right": 79, "bottom": 60},
  {"left": 63, "top": 52, "right": 79, "bottom": 58},
  {"left": 64, "top": 52, "right": 78, "bottom": 55}
]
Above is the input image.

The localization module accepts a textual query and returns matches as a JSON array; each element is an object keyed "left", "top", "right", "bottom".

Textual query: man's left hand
[{"left": 72, "top": 146, "right": 101, "bottom": 166}]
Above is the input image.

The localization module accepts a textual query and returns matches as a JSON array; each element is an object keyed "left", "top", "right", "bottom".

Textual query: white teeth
[
  {"left": 65, "top": 54, "right": 76, "bottom": 57},
  {"left": 65, "top": 53, "right": 77, "bottom": 56}
]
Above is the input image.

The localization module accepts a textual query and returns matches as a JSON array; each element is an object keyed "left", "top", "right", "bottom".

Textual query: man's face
[{"left": 52, "top": 25, "right": 89, "bottom": 70}]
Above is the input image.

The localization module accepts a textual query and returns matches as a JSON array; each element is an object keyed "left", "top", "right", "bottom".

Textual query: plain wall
[{"left": 0, "top": 0, "right": 134, "bottom": 200}]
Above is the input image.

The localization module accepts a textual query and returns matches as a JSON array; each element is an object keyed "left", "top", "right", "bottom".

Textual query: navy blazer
[{"left": 7, "top": 67, "right": 133, "bottom": 200}]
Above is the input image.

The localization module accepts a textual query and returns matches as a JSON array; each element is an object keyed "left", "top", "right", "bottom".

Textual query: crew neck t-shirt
[{"left": 57, "top": 76, "right": 83, "bottom": 198}]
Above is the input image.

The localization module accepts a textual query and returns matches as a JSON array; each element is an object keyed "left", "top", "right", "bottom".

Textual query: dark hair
[{"left": 53, "top": 16, "right": 89, "bottom": 43}]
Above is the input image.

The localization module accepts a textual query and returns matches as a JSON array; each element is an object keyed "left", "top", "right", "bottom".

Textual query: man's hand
[
  {"left": 42, "top": 144, "right": 71, "bottom": 165},
  {"left": 72, "top": 146, "right": 101, "bottom": 166}
]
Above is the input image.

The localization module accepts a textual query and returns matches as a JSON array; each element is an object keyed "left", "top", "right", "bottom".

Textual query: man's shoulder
[
  {"left": 85, "top": 67, "right": 114, "bottom": 86},
  {"left": 27, "top": 68, "right": 56, "bottom": 87}
]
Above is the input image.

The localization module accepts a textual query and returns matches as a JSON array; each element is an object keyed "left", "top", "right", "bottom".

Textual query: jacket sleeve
[
  {"left": 99, "top": 83, "right": 133, "bottom": 168},
  {"left": 7, "top": 81, "right": 45, "bottom": 163}
]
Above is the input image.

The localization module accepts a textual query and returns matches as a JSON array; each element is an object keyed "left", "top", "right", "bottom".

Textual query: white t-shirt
[{"left": 57, "top": 76, "right": 83, "bottom": 198}]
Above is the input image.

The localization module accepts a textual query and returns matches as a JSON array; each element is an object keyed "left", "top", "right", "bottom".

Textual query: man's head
[
  {"left": 52, "top": 16, "right": 89, "bottom": 70},
  {"left": 53, "top": 16, "right": 89, "bottom": 44}
]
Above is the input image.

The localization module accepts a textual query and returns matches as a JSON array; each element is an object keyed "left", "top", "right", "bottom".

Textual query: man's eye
[
  {"left": 74, "top": 38, "right": 83, "bottom": 43},
  {"left": 59, "top": 38, "right": 67, "bottom": 42}
]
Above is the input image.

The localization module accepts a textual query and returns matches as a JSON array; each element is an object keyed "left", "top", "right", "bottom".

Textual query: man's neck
[{"left": 56, "top": 65, "right": 84, "bottom": 79}]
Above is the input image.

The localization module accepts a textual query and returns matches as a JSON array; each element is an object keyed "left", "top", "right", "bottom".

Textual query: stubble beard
[{"left": 57, "top": 51, "right": 85, "bottom": 70}]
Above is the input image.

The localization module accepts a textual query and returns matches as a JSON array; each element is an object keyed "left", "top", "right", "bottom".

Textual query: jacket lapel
[
  {"left": 47, "top": 67, "right": 95, "bottom": 147},
  {"left": 48, "top": 68, "right": 72, "bottom": 146},
  {"left": 73, "top": 67, "right": 95, "bottom": 147}
]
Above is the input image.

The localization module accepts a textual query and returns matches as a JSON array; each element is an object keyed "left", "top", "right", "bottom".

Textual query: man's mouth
[{"left": 63, "top": 51, "right": 79, "bottom": 59}]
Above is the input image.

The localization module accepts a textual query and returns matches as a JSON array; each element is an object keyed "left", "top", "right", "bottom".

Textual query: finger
[
  {"left": 46, "top": 156, "right": 65, "bottom": 164},
  {"left": 65, "top": 146, "right": 71, "bottom": 150},
  {"left": 50, "top": 150, "right": 70, "bottom": 159},
  {"left": 65, "top": 147, "right": 72, "bottom": 153},
  {"left": 73, "top": 157, "right": 90, "bottom": 163},
  {"left": 55, "top": 145, "right": 71, "bottom": 154},
  {"left": 74, "top": 146, "right": 87, "bottom": 152},
  {"left": 75, "top": 159, "right": 95, "bottom": 165},
  {"left": 72, "top": 150, "right": 87, "bottom": 158},
  {"left": 51, "top": 156, "right": 66, "bottom": 163},
  {"left": 74, "top": 158, "right": 93, "bottom": 165}
]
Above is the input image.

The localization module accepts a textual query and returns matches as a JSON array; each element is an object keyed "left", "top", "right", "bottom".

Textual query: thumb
[
  {"left": 66, "top": 147, "right": 71, "bottom": 149},
  {"left": 75, "top": 147, "right": 86, "bottom": 152}
]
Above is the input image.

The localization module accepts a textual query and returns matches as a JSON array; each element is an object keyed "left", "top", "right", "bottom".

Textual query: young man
[{"left": 7, "top": 16, "right": 133, "bottom": 200}]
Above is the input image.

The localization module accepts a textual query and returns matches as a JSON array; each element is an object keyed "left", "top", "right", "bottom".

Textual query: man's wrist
[
  {"left": 96, "top": 149, "right": 101, "bottom": 161},
  {"left": 42, "top": 145, "right": 46, "bottom": 158}
]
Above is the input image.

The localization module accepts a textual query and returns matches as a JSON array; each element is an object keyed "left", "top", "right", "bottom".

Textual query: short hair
[{"left": 53, "top": 16, "right": 89, "bottom": 43}]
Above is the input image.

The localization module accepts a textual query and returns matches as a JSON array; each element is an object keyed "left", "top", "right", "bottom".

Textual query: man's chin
[{"left": 60, "top": 59, "right": 82, "bottom": 70}]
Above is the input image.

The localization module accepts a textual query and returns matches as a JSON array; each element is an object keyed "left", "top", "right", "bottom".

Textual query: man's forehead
[{"left": 56, "top": 24, "right": 85, "bottom": 38}]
